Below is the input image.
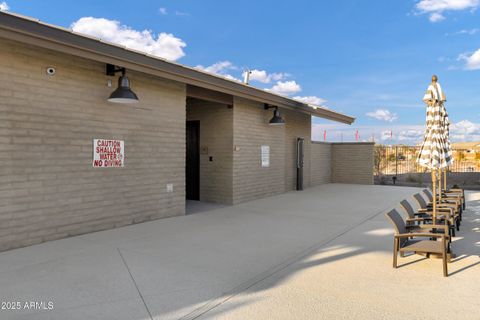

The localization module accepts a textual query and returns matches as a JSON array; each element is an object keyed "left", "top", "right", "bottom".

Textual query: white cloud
[
  {"left": 312, "top": 120, "right": 480, "bottom": 144},
  {"left": 417, "top": 0, "right": 479, "bottom": 12},
  {"left": 159, "top": 7, "right": 167, "bottom": 15},
  {"left": 195, "top": 61, "right": 236, "bottom": 74},
  {"left": 429, "top": 12, "right": 445, "bottom": 22},
  {"left": 366, "top": 109, "right": 398, "bottom": 122},
  {"left": 312, "top": 123, "right": 426, "bottom": 144},
  {"left": 459, "top": 49, "right": 480, "bottom": 69},
  {"left": 222, "top": 74, "right": 241, "bottom": 82},
  {"left": 446, "top": 28, "right": 480, "bottom": 36},
  {"left": 0, "top": 1, "right": 9, "bottom": 11},
  {"left": 267, "top": 80, "right": 302, "bottom": 96},
  {"left": 195, "top": 61, "right": 241, "bottom": 81},
  {"left": 416, "top": 0, "right": 480, "bottom": 22},
  {"left": 175, "top": 11, "right": 190, "bottom": 16},
  {"left": 71, "top": 17, "right": 186, "bottom": 61},
  {"left": 243, "top": 69, "right": 288, "bottom": 84},
  {"left": 292, "top": 96, "right": 327, "bottom": 107},
  {"left": 395, "top": 129, "right": 424, "bottom": 142},
  {"left": 450, "top": 120, "right": 480, "bottom": 140}
]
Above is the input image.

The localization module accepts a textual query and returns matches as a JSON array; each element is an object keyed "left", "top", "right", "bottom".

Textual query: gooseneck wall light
[
  {"left": 264, "top": 104, "right": 285, "bottom": 126},
  {"left": 106, "top": 64, "right": 139, "bottom": 104}
]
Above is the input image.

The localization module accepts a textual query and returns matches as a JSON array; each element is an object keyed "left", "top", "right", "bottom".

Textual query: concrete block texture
[
  {"left": 331, "top": 142, "right": 375, "bottom": 184},
  {"left": 232, "top": 98, "right": 286, "bottom": 204},
  {"left": 0, "top": 38, "right": 186, "bottom": 251},
  {"left": 310, "top": 142, "right": 332, "bottom": 185}
]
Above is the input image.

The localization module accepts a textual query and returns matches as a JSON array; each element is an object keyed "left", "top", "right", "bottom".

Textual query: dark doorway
[
  {"left": 186, "top": 121, "right": 200, "bottom": 200},
  {"left": 296, "top": 137, "right": 304, "bottom": 191}
]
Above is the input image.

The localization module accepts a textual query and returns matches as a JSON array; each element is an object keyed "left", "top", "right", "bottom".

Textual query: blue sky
[{"left": 2, "top": 0, "right": 480, "bottom": 144}]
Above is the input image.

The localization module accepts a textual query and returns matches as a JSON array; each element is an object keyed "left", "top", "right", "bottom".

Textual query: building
[{"left": 0, "top": 12, "right": 373, "bottom": 251}]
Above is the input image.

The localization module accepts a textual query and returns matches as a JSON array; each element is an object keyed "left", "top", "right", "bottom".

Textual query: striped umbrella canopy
[
  {"left": 442, "top": 102, "right": 453, "bottom": 191},
  {"left": 417, "top": 80, "right": 452, "bottom": 223},
  {"left": 417, "top": 83, "right": 452, "bottom": 170}
]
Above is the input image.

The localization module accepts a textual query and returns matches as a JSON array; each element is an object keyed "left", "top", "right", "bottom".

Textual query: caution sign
[{"left": 93, "top": 139, "right": 124, "bottom": 168}]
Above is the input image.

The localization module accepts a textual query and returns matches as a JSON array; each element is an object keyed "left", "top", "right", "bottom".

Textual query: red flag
[
  {"left": 355, "top": 130, "right": 359, "bottom": 142},
  {"left": 323, "top": 130, "right": 327, "bottom": 141}
]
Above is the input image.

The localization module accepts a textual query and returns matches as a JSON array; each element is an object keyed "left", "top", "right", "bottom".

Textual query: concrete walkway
[{"left": 0, "top": 184, "right": 478, "bottom": 319}]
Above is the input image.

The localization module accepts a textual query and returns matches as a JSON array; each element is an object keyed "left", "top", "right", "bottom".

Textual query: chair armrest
[
  {"left": 416, "top": 210, "right": 452, "bottom": 218},
  {"left": 441, "top": 198, "right": 461, "bottom": 203},
  {"left": 443, "top": 193, "right": 461, "bottom": 197},
  {"left": 434, "top": 207, "right": 454, "bottom": 213},
  {"left": 395, "top": 233, "right": 447, "bottom": 239},
  {"left": 418, "top": 224, "right": 448, "bottom": 230},
  {"left": 407, "top": 218, "right": 427, "bottom": 222}
]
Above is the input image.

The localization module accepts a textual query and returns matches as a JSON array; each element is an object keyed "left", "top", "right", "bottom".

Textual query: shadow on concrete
[{"left": 177, "top": 199, "right": 480, "bottom": 319}]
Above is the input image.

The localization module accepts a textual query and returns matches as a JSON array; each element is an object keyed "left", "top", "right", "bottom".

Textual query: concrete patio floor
[{"left": 0, "top": 184, "right": 479, "bottom": 320}]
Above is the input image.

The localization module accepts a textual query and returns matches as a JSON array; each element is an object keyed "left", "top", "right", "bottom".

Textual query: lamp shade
[
  {"left": 269, "top": 109, "right": 285, "bottom": 125},
  {"left": 108, "top": 75, "right": 139, "bottom": 104}
]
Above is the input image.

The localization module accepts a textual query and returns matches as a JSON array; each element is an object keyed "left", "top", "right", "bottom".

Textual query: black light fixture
[
  {"left": 264, "top": 104, "right": 285, "bottom": 126},
  {"left": 106, "top": 64, "right": 139, "bottom": 104}
]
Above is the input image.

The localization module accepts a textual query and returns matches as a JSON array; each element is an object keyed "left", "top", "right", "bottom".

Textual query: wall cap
[
  {"left": 311, "top": 141, "right": 375, "bottom": 145},
  {"left": 331, "top": 142, "right": 375, "bottom": 145}
]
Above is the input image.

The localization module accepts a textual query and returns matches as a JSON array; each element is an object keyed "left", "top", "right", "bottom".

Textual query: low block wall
[
  {"left": 331, "top": 142, "right": 374, "bottom": 184},
  {"left": 311, "top": 142, "right": 332, "bottom": 185},
  {"left": 311, "top": 142, "right": 374, "bottom": 185}
]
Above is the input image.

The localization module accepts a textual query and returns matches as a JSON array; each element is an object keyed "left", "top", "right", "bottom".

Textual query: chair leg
[
  {"left": 393, "top": 238, "right": 398, "bottom": 268},
  {"left": 448, "top": 227, "right": 452, "bottom": 237},
  {"left": 443, "top": 237, "right": 448, "bottom": 277}
]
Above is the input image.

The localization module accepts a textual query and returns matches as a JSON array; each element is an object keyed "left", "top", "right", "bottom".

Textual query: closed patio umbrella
[
  {"left": 417, "top": 75, "right": 453, "bottom": 224},
  {"left": 442, "top": 108, "right": 453, "bottom": 192}
]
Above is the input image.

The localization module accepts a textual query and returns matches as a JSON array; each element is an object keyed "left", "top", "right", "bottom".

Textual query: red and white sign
[{"left": 93, "top": 139, "right": 124, "bottom": 168}]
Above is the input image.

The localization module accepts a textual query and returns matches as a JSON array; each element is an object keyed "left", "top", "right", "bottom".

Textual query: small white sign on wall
[
  {"left": 93, "top": 139, "right": 124, "bottom": 168},
  {"left": 261, "top": 145, "right": 270, "bottom": 167}
]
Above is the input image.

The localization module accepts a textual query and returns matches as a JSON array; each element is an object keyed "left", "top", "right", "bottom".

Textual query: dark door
[
  {"left": 296, "top": 137, "right": 304, "bottom": 191},
  {"left": 186, "top": 121, "right": 200, "bottom": 200}
]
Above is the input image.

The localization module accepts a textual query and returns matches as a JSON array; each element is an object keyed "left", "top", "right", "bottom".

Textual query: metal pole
[
  {"left": 438, "top": 168, "right": 442, "bottom": 202},
  {"left": 432, "top": 170, "right": 437, "bottom": 225},
  {"left": 395, "top": 146, "right": 398, "bottom": 176},
  {"left": 443, "top": 168, "right": 447, "bottom": 191}
]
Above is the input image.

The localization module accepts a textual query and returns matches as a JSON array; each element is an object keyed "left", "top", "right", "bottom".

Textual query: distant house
[
  {"left": 451, "top": 142, "right": 480, "bottom": 153},
  {"left": 451, "top": 142, "right": 480, "bottom": 172}
]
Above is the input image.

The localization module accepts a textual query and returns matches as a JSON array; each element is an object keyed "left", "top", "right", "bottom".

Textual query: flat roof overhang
[{"left": 0, "top": 12, "right": 355, "bottom": 125}]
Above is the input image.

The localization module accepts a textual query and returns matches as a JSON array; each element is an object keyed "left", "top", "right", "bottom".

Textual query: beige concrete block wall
[
  {"left": 186, "top": 101, "right": 233, "bottom": 204},
  {"left": 310, "top": 142, "right": 332, "bottom": 185},
  {"left": 0, "top": 39, "right": 186, "bottom": 251},
  {"left": 283, "top": 109, "right": 311, "bottom": 190},
  {"left": 232, "top": 98, "right": 285, "bottom": 204},
  {"left": 331, "top": 142, "right": 375, "bottom": 184}
]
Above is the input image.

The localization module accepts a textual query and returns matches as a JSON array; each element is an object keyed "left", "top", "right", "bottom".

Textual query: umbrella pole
[
  {"left": 438, "top": 168, "right": 442, "bottom": 202},
  {"left": 432, "top": 170, "right": 437, "bottom": 225},
  {"left": 443, "top": 169, "right": 447, "bottom": 191}
]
